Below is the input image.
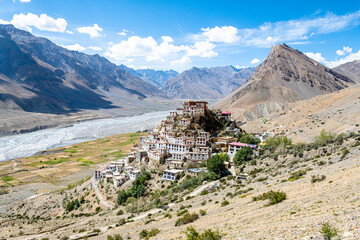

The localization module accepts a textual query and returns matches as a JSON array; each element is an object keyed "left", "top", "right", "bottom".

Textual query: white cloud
[
  {"left": 20, "top": 0, "right": 31, "bottom": 2},
  {"left": 171, "top": 56, "right": 191, "bottom": 66},
  {"left": 1, "top": 13, "right": 67, "bottom": 33},
  {"left": 336, "top": 46, "right": 352, "bottom": 56},
  {"left": 161, "top": 36, "right": 174, "bottom": 43},
  {"left": 326, "top": 50, "right": 360, "bottom": 68},
  {"left": 195, "top": 10, "right": 360, "bottom": 48},
  {"left": 66, "top": 30, "right": 73, "bottom": 34},
  {"left": 117, "top": 29, "right": 129, "bottom": 36},
  {"left": 305, "top": 52, "right": 325, "bottom": 63},
  {"left": 185, "top": 41, "right": 217, "bottom": 58},
  {"left": 89, "top": 46, "right": 103, "bottom": 51},
  {"left": 60, "top": 43, "right": 86, "bottom": 51},
  {"left": 201, "top": 26, "right": 239, "bottom": 43},
  {"left": 250, "top": 58, "right": 260, "bottom": 64},
  {"left": 77, "top": 24, "right": 103, "bottom": 38}
]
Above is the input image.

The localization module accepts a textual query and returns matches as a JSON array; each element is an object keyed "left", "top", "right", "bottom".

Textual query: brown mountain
[
  {"left": 333, "top": 60, "right": 360, "bottom": 83},
  {"left": 0, "top": 24, "right": 167, "bottom": 114},
  {"left": 216, "top": 44, "right": 355, "bottom": 121}
]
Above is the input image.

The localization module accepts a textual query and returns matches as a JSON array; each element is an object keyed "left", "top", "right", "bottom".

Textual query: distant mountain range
[
  {"left": 0, "top": 24, "right": 168, "bottom": 114},
  {"left": 217, "top": 44, "right": 356, "bottom": 120},
  {"left": 162, "top": 66, "right": 255, "bottom": 99},
  {"left": 334, "top": 60, "right": 360, "bottom": 83},
  {"left": 119, "top": 65, "right": 179, "bottom": 89}
]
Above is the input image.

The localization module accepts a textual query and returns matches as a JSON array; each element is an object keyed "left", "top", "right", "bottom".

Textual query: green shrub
[
  {"left": 311, "top": 175, "right": 326, "bottom": 183},
  {"left": 139, "top": 228, "right": 160, "bottom": 239},
  {"left": 199, "top": 209, "right": 206, "bottom": 216},
  {"left": 221, "top": 200, "right": 230, "bottom": 207},
  {"left": 107, "top": 234, "right": 123, "bottom": 240},
  {"left": 184, "top": 226, "right": 222, "bottom": 240},
  {"left": 116, "top": 209, "right": 124, "bottom": 215},
  {"left": 320, "top": 222, "right": 338, "bottom": 240},
  {"left": 252, "top": 190, "right": 286, "bottom": 205},
  {"left": 175, "top": 213, "right": 199, "bottom": 226},
  {"left": 288, "top": 170, "right": 307, "bottom": 181}
]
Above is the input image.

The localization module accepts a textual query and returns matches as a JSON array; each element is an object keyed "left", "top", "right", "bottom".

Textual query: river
[{"left": 0, "top": 111, "right": 169, "bottom": 162}]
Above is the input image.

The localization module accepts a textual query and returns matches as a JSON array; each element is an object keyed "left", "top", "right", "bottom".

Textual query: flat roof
[
  {"left": 229, "top": 142, "right": 257, "bottom": 148},
  {"left": 164, "top": 169, "right": 183, "bottom": 174}
]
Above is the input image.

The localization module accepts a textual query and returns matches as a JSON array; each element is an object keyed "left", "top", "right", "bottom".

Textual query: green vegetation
[
  {"left": 252, "top": 190, "right": 287, "bottom": 205},
  {"left": 0, "top": 188, "right": 9, "bottom": 195},
  {"left": 184, "top": 226, "right": 222, "bottom": 240},
  {"left": 320, "top": 222, "right": 338, "bottom": 240},
  {"left": 107, "top": 234, "right": 123, "bottom": 240},
  {"left": 288, "top": 169, "right": 307, "bottom": 181},
  {"left": 221, "top": 200, "right": 230, "bottom": 207},
  {"left": 175, "top": 212, "right": 199, "bottom": 226},
  {"left": 238, "top": 133, "right": 260, "bottom": 145},
  {"left": 1, "top": 175, "right": 14, "bottom": 183},
  {"left": 311, "top": 175, "right": 326, "bottom": 183},
  {"left": 139, "top": 228, "right": 160, "bottom": 239},
  {"left": 43, "top": 158, "right": 70, "bottom": 165},
  {"left": 233, "top": 147, "right": 253, "bottom": 165},
  {"left": 117, "top": 170, "right": 151, "bottom": 205},
  {"left": 206, "top": 153, "right": 228, "bottom": 178},
  {"left": 265, "top": 136, "right": 292, "bottom": 153}
]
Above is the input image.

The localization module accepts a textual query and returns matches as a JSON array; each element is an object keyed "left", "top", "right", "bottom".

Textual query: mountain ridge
[
  {"left": 216, "top": 44, "right": 355, "bottom": 121},
  {"left": 162, "top": 65, "right": 255, "bottom": 99}
]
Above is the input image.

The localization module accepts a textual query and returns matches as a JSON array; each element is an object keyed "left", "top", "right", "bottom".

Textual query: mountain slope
[
  {"left": 119, "top": 65, "right": 179, "bottom": 89},
  {"left": 0, "top": 24, "right": 167, "bottom": 113},
  {"left": 162, "top": 66, "right": 254, "bottom": 99},
  {"left": 333, "top": 60, "right": 360, "bottom": 83},
  {"left": 217, "top": 44, "right": 355, "bottom": 121}
]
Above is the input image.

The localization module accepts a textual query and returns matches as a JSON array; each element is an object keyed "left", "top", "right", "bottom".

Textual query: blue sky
[{"left": 0, "top": 0, "right": 360, "bottom": 72}]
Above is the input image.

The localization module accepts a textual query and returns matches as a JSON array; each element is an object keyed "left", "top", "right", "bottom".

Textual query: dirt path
[{"left": 92, "top": 178, "right": 115, "bottom": 209}]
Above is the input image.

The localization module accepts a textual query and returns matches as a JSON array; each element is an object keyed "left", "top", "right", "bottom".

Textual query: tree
[
  {"left": 238, "top": 133, "right": 260, "bottom": 145},
  {"left": 233, "top": 147, "right": 253, "bottom": 165},
  {"left": 117, "top": 190, "right": 128, "bottom": 205},
  {"left": 207, "top": 153, "right": 228, "bottom": 179}
]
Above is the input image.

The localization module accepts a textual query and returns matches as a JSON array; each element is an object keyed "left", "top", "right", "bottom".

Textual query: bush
[
  {"left": 320, "top": 222, "right": 338, "bottom": 240},
  {"left": 311, "top": 175, "right": 326, "bottom": 183},
  {"left": 288, "top": 170, "right": 307, "bottom": 181},
  {"left": 107, "top": 234, "right": 123, "bottom": 240},
  {"left": 116, "top": 209, "right": 124, "bottom": 215},
  {"left": 184, "top": 226, "right": 222, "bottom": 240},
  {"left": 233, "top": 147, "right": 253, "bottom": 165},
  {"left": 252, "top": 190, "right": 286, "bottom": 205},
  {"left": 221, "top": 200, "right": 230, "bottom": 207},
  {"left": 139, "top": 228, "right": 160, "bottom": 239},
  {"left": 238, "top": 133, "right": 260, "bottom": 145},
  {"left": 199, "top": 209, "right": 206, "bottom": 216},
  {"left": 175, "top": 213, "right": 199, "bottom": 226}
]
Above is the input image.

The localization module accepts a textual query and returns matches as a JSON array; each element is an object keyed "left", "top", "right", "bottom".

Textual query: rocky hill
[
  {"left": 119, "top": 65, "right": 179, "bottom": 89},
  {"left": 162, "top": 66, "right": 254, "bottom": 99},
  {"left": 0, "top": 24, "right": 167, "bottom": 114},
  {"left": 333, "top": 60, "right": 360, "bottom": 83},
  {"left": 217, "top": 44, "right": 355, "bottom": 121}
]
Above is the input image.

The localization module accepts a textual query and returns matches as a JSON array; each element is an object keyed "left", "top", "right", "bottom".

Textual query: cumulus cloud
[
  {"left": 66, "top": 30, "right": 73, "bottom": 34},
  {"left": 201, "top": 26, "right": 239, "bottom": 43},
  {"left": 77, "top": 24, "right": 103, "bottom": 37},
  {"left": 305, "top": 52, "right": 326, "bottom": 63},
  {"left": 194, "top": 10, "right": 360, "bottom": 48},
  {"left": 60, "top": 43, "right": 86, "bottom": 51},
  {"left": 250, "top": 58, "right": 260, "bottom": 64},
  {"left": 185, "top": 41, "right": 217, "bottom": 58},
  {"left": 105, "top": 34, "right": 217, "bottom": 64},
  {"left": 20, "top": 0, "right": 31, "bottom": 2},
  {"left": 0, "top": 13, "right": 67, "bottom": 32},
  {"left": 89, "top": 46, "right": 103, "bottom": 51},
  {"left": 336, "top": 46, "right": 352, "bottom": 56},
  {"left": 117, "top": 29, "right": 129, "bottom": 36},
  {"left": 326, "top": 50, "right": 360, "bottom": 68},
  {"left": 171, "top": 56, "right": 192, "bottom": 66}
]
